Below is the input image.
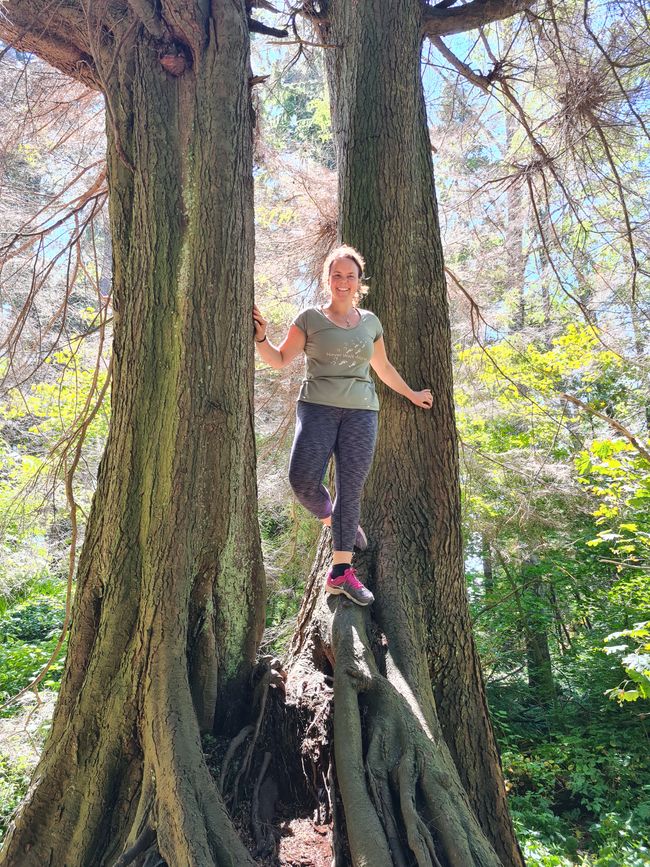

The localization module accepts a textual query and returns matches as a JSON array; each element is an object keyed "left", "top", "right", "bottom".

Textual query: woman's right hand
[{"left": 252, "top": 305, "right": 267, "bottom": 342}]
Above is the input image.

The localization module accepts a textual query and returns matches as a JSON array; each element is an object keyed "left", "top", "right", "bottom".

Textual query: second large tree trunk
[
  {"left": 315, "top": 2, "right": 525, "bottom": 865},
  {"left": 0, "top": 5, "right": 264, "bottom": 865}
]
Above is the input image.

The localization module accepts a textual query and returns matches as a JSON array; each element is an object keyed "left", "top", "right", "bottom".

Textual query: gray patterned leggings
[{"left": 288, "top": 400, "right": 379, "bottom": 551}]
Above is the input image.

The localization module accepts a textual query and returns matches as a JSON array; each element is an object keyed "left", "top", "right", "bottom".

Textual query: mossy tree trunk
[
  {"left": 300, "top": 1, "right": 527, "bottom": 864},
  {"left": 0, "top": 3, "right": 264, "bottom": 865}
]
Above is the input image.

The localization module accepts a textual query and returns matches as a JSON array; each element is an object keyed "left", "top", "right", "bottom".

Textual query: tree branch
[
  {"left": 422, "top": 0, "right": 535, "bottom": 38},
  {"left": 248, "top": 18, "right": 289, "bottom": 37},
  {"left": 429, "top": 34, "right": 491, "bottom": 90},
  {"left": 560, "top": 394, "right": 650, "bottom": 464},
  {"left": 0, "top": 0, "right": 100, "bottom": 89}
]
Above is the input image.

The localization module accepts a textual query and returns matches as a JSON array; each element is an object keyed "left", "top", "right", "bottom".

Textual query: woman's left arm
[{"left": 370, "top": 337, "right": 433, "bottom": 409}]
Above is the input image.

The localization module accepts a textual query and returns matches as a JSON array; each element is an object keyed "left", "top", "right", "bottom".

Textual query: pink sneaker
[{"left": 325, "top": 566, "right": 374, "bottom": 606}]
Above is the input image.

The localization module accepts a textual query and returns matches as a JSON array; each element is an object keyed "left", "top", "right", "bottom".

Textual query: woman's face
[{"left": 328, "top": 257, "right": 360, "bottom": 301}]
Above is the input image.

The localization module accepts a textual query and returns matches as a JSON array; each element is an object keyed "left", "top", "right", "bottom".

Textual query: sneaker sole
[{"left": 325, "top": 584, "right": 372, "bottom": 606}]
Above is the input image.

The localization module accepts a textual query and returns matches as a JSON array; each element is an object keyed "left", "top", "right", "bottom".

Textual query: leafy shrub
[
  {"left": 0, "top": 753, "right": 31, "bottom": 845},
  {"left": 0, "top": 633, "right": 67, "bottom": 710},
  {"left": 603, "top": 622, "right": 650, "bottom": 704},
  {"left": 499, "top": 720, "right": 650, "bottom": 866},
  {"left": 0, "top": 595, "right": 65, "bottom": 642},
  {"left": 258, "top": 508, "right": 290, "bottom": 541}
]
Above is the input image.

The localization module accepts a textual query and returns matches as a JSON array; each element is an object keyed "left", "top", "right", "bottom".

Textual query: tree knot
[{"left": 159, "top": 43, "right": 192, "bottom": 76}]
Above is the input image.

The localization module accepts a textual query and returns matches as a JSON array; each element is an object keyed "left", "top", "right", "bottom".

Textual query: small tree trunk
[
  {"left": 482, "top": 537, "right": 495, "bottom": 596},
  {"left": 549, "top": 584, "right": 572, "bottom": 653},
  {"left": 0, "top": 5, "right": 264, "bottom": 865},
  {"left": 522, "top": 567, "right": 556, "bottom": 706}
]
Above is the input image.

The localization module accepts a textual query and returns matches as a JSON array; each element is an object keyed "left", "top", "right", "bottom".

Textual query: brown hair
[{"left": 321, "top": 244, "right": 369, "bottom": 306}]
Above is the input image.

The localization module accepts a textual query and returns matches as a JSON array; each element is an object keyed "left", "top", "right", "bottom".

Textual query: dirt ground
[{"left": 276, "top": 818, "right": 332, "bottom": 867}]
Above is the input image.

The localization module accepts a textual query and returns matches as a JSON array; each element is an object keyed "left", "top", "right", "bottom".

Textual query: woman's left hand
[{"left": 410, "top": 389, "right": 433, "bottom": 409}]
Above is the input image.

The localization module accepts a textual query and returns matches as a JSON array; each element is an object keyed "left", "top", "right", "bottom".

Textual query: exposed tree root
[
  {"left": 112, "top": 825, "right": 156, "bottom": 867},
  {"left": 211, "top": 531, "right": 506, "bottom": 866},
  {"left": 251, "top": 751, "right": 274, "bottom": 855},
  {"left": 278, "top": 532, "right": 504, "bottom": 867}
]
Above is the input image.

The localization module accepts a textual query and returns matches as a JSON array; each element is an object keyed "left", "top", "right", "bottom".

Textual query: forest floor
[
  {"left": 0, "top": 690, "right": 55, "bottom": 764},
  {"left": 266, "top": 819, "right": 331, "bottom": 867}
]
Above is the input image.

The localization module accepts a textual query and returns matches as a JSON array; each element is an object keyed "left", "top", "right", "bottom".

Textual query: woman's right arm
[{"left": 253, "top": 305, "right": 306, "bottom": 369}]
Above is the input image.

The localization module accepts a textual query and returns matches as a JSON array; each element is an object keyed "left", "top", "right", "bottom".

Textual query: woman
[{"left": 253, "top": 245, "right": 433, "bottom": 606}]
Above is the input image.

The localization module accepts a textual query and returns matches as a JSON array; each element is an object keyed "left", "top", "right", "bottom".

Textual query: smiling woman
[{"left": 253, "top": 243, "right": 433, "bottom": 606}]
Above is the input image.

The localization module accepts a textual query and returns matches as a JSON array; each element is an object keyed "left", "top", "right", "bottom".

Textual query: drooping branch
[
  {"left": 0, "top": 0, "right": 100, "bottom": 89},
  {"left": 421, "top": 0, "right": 535, "bottom": 38}
]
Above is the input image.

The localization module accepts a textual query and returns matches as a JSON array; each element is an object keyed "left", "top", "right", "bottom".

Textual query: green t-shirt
[{"left": 292, "top": 307, "right": 384, "bottom": 411}]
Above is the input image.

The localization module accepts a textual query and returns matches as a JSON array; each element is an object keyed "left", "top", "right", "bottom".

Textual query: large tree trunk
[
  {"left": 313, "top": 2, "right": 525, "bottom": 865},
  {"left": 0, "top": 4, "right": 264, "bottom": 866}
]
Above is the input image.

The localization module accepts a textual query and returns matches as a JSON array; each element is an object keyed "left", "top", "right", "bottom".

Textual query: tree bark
[
  {"left": 0, "top": 4, "right": 264, "bottom": 866},
  {"left": 422, "top": 0, "right": 535, "bottom": 38},
  {"left": 312, "top": 1, "right": 525, "bottom": 866}
]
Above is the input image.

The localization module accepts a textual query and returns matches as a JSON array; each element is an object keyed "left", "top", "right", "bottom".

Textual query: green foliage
[
  {"left": 2, "top": 346, "right": 109, "bottom": 444},
  {"left": 0, "top": 535, "right": 51, "bottom": 610},
  {"left": 0, "top": 754, "right": 31, "bottom": 845},
  {"left": 490, "top": 675, "right": 650, "bottom": 866},
  {"left": 0, "top": 337, "right": 109, "bottom": 618},
  {"left": 260, "top": 502, "right": 321, "bottom": 655},
  {"left": 461, "top": 321, "right": 649, "bottom": 863},
  {"left": 0, "top": 587, "right": 68, "bottom": 712},
  {"left": 577, "top": 439, "right": 650, "bottom": 574},
  {"left": 603, "top": 622, "right": 650, "bottom": 704},
  {"left": 0, "top": 632, "right": 67, "bottom": 711},
  {"left": 0, "top": 593, "right": 65, "bottom": 642},
  {"left": 259, "top": 507, "right": 290, "bottom": 541},
  {"left": 258, "top": 56, "right": 334, "bottom": 166}
]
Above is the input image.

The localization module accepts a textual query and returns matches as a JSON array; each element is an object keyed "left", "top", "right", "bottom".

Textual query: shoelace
[{"left": 341, "top": 567, "right": 364, "bottom": 589}]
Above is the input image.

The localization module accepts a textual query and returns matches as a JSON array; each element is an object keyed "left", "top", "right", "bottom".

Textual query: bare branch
[
  {"left": 0, "top": 0, "right": 100, "bottom": 89},
  {"left": 422, "top": 0, "right": 535, "bottom": 38},
  {"left": 429, "top": 34, "right": 491, "bottom": 91}
]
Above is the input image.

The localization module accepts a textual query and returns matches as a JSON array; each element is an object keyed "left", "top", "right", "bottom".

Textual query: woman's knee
[
  {"left": 288, "top": 460, "right": 306, "bottom": 497},
  {"left": 288, "top": 459, "right": 319, "bottom": 501}
]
